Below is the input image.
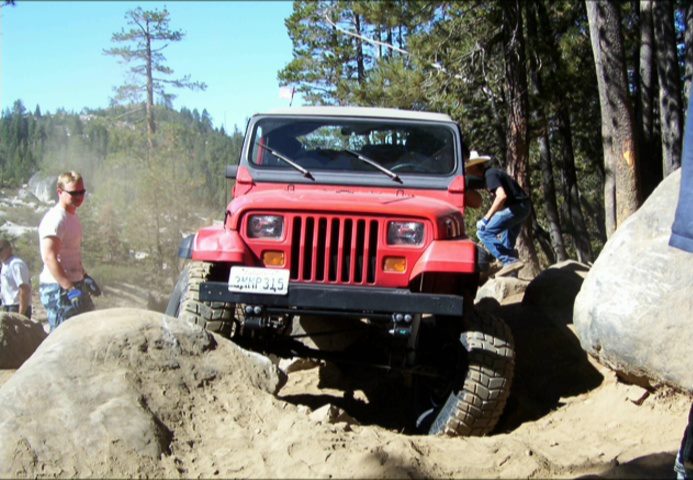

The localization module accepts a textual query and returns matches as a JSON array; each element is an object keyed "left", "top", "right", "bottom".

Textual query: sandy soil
[{"left": 2, "top": 290, "right": 690, "bottom": 478}]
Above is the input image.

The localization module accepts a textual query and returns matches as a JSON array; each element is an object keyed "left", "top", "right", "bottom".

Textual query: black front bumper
[{"left": 200, "top": 282, "right": 464, "bottom": 317}]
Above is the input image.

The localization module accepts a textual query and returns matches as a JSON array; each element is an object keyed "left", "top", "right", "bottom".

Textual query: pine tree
[{"left": 104, "top": 7, "right": 207, "bottom": 149}]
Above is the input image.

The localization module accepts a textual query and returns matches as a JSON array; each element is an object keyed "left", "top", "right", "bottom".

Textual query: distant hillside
[
  {"left": 0, "top": 99, "right": 244, "bottom": 208},
  {"left": 0, "top": 99, "right": 246, "bottom": 291}
]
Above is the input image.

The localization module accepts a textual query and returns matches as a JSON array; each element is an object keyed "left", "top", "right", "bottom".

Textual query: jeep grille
[{"left": 290, "top": 214, "right": 380, "bottom": 285}]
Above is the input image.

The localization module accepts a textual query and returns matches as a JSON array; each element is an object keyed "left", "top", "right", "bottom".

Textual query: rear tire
[
  {"left": 166, "top": 261, "right": 235, "bottom": 336},
  {"left": 425, "top": 309, "right": 515, "bottom": 436}
]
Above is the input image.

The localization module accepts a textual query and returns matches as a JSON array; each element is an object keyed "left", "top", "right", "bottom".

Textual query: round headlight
[{"left": 248, "top": 215, "right": 284, "bottom": 238}]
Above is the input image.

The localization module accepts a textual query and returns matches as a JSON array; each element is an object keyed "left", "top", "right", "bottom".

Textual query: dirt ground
[{"left": 2, "top": 288, "right": 690, "bottom": 478}]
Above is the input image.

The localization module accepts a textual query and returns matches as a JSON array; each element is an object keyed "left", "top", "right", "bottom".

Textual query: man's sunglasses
[{"left": 62, "top": 189, "right": 86, "bottom": 197}]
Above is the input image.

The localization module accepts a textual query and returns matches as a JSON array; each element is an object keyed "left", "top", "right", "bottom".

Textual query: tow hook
[{"left": 389, "top": 313, "right": 413, "bottom": 337}]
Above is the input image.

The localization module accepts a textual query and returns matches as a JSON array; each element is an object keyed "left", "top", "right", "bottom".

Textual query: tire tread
[
  {"left": 433, "top": 310, "right": 515, "bottom": 436},
  {"left": 178, "top": 262, "right": 234, "bottom": 335}
]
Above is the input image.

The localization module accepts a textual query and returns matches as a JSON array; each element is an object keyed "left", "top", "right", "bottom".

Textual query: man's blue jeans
[
  {"left": 477, "top": 201, "right": 531, "bottom": 265},
  {"left": 675, "top": 403, "right": 693, "bottom": 479},
  {"left": 39, "top": 283, "right": 63, "bottom": 332},
  {"left": 40, "top": 282, "right": 94, "bottom": 332}
]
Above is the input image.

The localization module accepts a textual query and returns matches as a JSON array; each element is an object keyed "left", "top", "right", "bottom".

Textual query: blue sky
[{"left": 0, "top": 0, "right": 301, "bottom": 132}]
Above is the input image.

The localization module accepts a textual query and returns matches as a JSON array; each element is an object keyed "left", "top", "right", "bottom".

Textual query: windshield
[{"left": 248, "top": 117, "right": 456, "bottom": 175}]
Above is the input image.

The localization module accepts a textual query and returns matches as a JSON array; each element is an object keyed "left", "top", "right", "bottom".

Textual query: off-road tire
[
  {"left": 166, "top": 261, "right": 235, "bottom": 336},
  {"left": 428, "top": 309, "right": 514, "bottom": 436}
]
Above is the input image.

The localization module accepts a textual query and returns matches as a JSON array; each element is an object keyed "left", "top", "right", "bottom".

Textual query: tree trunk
[
  {"left": 636, "top": 0, "right": 662, "bottom": 199},
  {"left": 586, "top": 0, "right": 640, "bottom": 236},
  {"left": 534, "top": 0, "right": 593, "bottom": 262},
  {"left": 555, "top": 110, "right": 594, "bottom": 263},
  {"left": 354, "top": 13, "right": 365, "bottom": 85},
  {"left": 525, "top": 1, "right": 567, "bottom": 262},
  {"left": 145, "top": 26, "right": 155, "bottom": 151},
  {"left": 531, "top": 212, "right": 556, "bottom": 265},
  {"left": 653, "top": 0, "right": 683, "bottom": 176},
  {"left": 386, "top": 27, "right": 393, "bottom": 58},
  {"left": 537, "top": 133, "right": 567, "bottom": 261},
  {"left": 685, "top": 3, "right": 693, "bottom": 105},
  {"left": 501, "top": 0, "right": 540, "bottom": 274}
]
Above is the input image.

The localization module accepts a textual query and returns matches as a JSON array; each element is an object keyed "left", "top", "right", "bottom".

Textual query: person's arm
[
  {"left": 483, "top": 186, "right": 508, "bottom": 220},
  {"left": 41, "top": 236, "right": 73, "bottom": 290},
  {"left": 18, "top": 283, "right": 31, "bottom": 316}
]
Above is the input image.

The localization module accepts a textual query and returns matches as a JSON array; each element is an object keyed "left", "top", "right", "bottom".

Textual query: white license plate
[{"left": 228, "top": 266, "right": 290, "bottom": 295}]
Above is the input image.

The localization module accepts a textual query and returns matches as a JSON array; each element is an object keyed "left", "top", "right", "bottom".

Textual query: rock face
[
  {"left": 523, "top": 261, "right": 590, "bottom": 323},
  {"left": 0, "top": 312, "right": 47, "bottom": 368},
  {"left": 0, "top": 308, "right": 285, "bottom": 478},
  {"left": 573, "top": 169, "right": 693, "bottom": 391},
  {"left": 475, "top": 277, "right": 529, "bottom": 305},
  {"left": 27, "top": 172, "right": 56, "bottom": 204}
]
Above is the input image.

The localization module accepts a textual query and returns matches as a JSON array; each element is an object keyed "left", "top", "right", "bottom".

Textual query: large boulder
[
  {"left": 475, "top": 277, "right": 529, "bottom": 305},
  {"left": 27, "top": 172, "right": 57, "bottom": 204},
  {"left": 573, "top": 169, "right": 693, "bottom": 390},
  {"left": 0, "top": 308, "right": 285, "bottom": 478},
  {"left": 0, "top": 312, "right": 47, "bottom": 368},
  {"left": 523, "top": 260, "right": 590, "bottom": 324}
]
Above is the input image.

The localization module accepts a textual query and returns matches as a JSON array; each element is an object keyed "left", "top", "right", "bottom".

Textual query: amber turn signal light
[
  {"left": 383, "top": 256, "right": 407, "bottom": 273},
  {"left": 262, "top": 251, "right": 285, "bottom": 267}
]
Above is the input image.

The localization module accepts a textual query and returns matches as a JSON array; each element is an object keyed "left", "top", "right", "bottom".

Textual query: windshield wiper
[
  {"left": 257, "top": 143, "right": 315, "bottom": 181},
  {"left": 344, "top": 149, "right": 402, "bottom": 184}
]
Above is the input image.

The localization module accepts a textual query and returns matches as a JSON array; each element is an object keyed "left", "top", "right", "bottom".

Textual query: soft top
[{"left": 261, "top": 106, "right": 454, "bottom": 123}]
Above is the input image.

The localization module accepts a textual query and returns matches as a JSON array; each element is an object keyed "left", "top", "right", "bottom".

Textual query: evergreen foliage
[
  {"left": 0, "top": 104, "right": 244, "bottom": 288},
  {"left": 2, "top": 0, "right": 690, "bottom": 280},
  {"left": 279, "top": 0, "right": 691, "bottom": 264},
  {"left": 103, "top": 6, "right": 207, "bottom": 106},
  {"left": 104, "top": 6, "right": 207, "bottom": 148}
]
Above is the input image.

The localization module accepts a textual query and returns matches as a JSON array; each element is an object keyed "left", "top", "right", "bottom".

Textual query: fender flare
[
  {"left": 409, "top": 240, "right": 477, "bottom": 281},
  {"left": 187, "top": 226, "right": 253, "bottom": 264}
]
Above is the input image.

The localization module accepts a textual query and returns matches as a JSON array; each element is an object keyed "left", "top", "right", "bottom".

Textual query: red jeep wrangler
[{"left": 167, "top": 107, "right": 514, "bottom": 436}]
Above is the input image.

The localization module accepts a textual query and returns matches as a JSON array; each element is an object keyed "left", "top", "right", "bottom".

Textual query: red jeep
[{"left": 167, "top": 107, "right": 514, "bottom": 436}]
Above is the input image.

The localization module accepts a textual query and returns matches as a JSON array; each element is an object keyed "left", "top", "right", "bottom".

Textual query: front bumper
[{"left": 199, "top": 282, "right": 463, "bottom": 317}]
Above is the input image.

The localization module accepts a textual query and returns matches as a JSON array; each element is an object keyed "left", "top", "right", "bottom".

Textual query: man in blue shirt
[{"left": 672, "top": 87, "right": 693, "bottom": 480}]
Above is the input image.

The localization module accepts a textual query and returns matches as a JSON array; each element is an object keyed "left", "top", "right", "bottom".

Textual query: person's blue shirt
[{"left": 670, "top": 86, "right": 693, "bottom": 253}]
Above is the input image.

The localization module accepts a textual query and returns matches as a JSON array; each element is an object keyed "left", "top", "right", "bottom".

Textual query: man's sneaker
[{"left": 496, "top": 260, "right": 524, "bottom": 277}]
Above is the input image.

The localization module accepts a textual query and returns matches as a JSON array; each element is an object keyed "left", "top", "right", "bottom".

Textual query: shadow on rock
[
  {"left": 0, "top": 312, "right": 47, "bottom": 369},
  {"left": 278, "top": 361, "right": 417, "bottom": 432},
  {"left": 281, "top": 261, "right": 601, "bottom": 437},
  {"left": 577, "top": 451, "right": 676, "bottom": 479},
  {"left": 488, "top": 262, "right": 604, "bottom": 433},
  {"left": 522, "top": 260, "right": 590, "bottom": 325}
]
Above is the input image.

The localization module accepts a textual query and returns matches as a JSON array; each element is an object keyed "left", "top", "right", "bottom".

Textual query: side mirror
[
  {"left": 226, "top": 165, "right": 238, "bottom": 179},
  {"left": 177, "top": 234, "right": 195, "bottom": 259}
]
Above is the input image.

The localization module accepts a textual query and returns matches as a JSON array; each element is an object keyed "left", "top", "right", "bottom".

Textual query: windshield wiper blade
[
  {"left": 345, "top": 149, "right": 402, "bottom": 183},
  {"left": 257, "top": 143, "right": 315, "bottom": 180}
]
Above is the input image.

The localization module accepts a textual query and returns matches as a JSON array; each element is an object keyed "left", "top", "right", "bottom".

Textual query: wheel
[
  {"left": 166, "top": 261, "right": 236, "bottom": 336},
  {"left": 418, "top": 309, "right": 515, "bottom": 436}
]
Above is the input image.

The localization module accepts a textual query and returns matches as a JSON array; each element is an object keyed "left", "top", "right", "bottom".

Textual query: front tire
[
  {"left": 166, "top": 261, "right": 235, "bottom": 336},
  {"left": 424, "top": 309, "right": 515, "bottom": 436}
]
